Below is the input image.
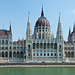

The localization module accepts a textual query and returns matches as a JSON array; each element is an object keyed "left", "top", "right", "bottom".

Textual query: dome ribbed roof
[{"left": 35, "top": 17, "right": 50, "bottom": 27}]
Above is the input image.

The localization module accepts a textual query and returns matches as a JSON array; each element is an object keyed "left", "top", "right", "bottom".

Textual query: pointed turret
[
  {"left": 56, "top": 12, "right": 63, "bottom": 40},
  {"left": 73, "top": 23, "right": 75, "bottom": 31},
  {"left": 26, "top": 12, "right": 32, "bottom": 61},
  {"left": 41, "top": 6, "right": 44, "bottom": 17},
  {"left": 59, "top": 12, "right": 61, "bottom": 23},
  {"left": 26, "top": 12, "right": 32, "bottom": 40},
  {"left": 69, "top": 27, "right": 71, "bottom": 36},
  {"left": 9, "top": 22, "right": 11, "bottom": 33},
  {"left": 56, "top": 13, "right": 64, "bottom": 62},
  {"left": 68, "top": 27, "right": 71, "bottom": 42},
  {"left": 28, "top": 12, "right": 30, "bottom": 24}
]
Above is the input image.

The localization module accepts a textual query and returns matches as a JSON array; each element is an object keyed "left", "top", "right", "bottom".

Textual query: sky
[{"left": 0, "top": 0, "right": 75, "bottom": 41}]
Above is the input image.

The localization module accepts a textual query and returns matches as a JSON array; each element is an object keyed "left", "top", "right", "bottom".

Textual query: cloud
[{"left": 72, "top": 10, "right": 75, "bottom": 14}]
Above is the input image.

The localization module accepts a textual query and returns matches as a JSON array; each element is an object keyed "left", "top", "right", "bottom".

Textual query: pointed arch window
[
  {"left": 59, "top": 45, "right": 61, "bottom": 49},
  {"left": 28, "top": 45, "right": 30, "bottom": 49}
]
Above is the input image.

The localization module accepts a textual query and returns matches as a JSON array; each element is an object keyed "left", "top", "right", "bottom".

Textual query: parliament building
[{"left": 0, "top": 7, "right": 75, "bottom": 63}]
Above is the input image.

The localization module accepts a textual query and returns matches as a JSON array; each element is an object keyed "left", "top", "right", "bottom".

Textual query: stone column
[
  {"left": 74, "top": 43, "right": 75, "bottom": 58},
  {"left": 62, "top": 41, "right": 64, "bottom": 62},
  {"left": 57, "top": 42, "right": 59, "bottom": 62},
  {"left": 12, "top": 51, "right": 13, "bottom": 58},
  {"left": 8, "top": 51, "right": 9, "bottom": 58}
]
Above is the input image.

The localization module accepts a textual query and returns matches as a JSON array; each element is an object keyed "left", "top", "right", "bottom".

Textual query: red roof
[
  {"left": 35, "top": 17, "right": 50, "bottom": 27},
  {"left": 0, "top": 30, "right": 10, "bottom": 36},
  {"left": 17, "top": 40, "right": 25, "bottom": 43},
  {"left": 13, "top": 40, "right": 25, "bottom": 44}
]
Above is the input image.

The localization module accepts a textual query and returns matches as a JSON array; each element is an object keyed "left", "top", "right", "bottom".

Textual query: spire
[
  {"left": 56, "top": 12, "right": 63, "bottom": 40},
  {"left": 69, "top": 27, "right": 71, "bottom": 36},
  {"left": 26, "top": 12, "right": 32, "bottom": 40},
  {"left": 73, "top": 23, "right": 75, "bottom": 31},
  {"left": 10, "top": 22, "right": 11, "bottom": 32},
  {"left": 59, "top": 12, "right": 61, "bottom": 23},
  {"left": 41, "top": 6, "right": 44, "bottom": 17},
  {"left": 28, "top": 12, "right": 30, "bottom": 24}
]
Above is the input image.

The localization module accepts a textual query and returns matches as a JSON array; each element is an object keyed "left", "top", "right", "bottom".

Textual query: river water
[{"left": 0, "top": 67, "right": 75, "bottom": 75}]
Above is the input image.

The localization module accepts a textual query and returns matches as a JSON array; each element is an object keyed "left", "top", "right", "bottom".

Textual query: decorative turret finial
[
  {"left": 41, "top": 6, "right": 44, "bottom": 17},
  {"left": 59, "top": 12, "right": 61, "bottom": 23},
  {"left": 10, "top": 22, "right": 11, "bottom": 32}
]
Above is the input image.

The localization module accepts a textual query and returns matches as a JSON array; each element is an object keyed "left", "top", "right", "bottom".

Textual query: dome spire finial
[{"left": 41, "top": 6, "right": 44, "bottom": 17}]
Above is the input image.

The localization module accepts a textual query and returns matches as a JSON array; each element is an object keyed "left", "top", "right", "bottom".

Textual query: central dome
[
  {"left": 35, "top": 7, "right": 50, "bottom": 27},
  {"left": 35, "top": 16, "right": 50, "bottom": 27},
  {"left": 33, "top": 7, "right": 53, "bottom": 40}
]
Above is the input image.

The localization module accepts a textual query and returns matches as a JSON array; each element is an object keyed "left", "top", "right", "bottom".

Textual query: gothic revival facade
[{"left": 0, "top": 7, "right": 75, "bottom": 63}]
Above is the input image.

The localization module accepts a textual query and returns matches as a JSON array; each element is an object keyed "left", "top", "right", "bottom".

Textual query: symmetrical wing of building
[{"left": 0, "top": 7, "right": 75, "bottom": 63}]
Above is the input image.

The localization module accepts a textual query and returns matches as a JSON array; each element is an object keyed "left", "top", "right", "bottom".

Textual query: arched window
[
  {"left": 51, "top": 43, "right": 53, "bottom": 49},
  {"left": 28, "top": 53, "right": 30, "bottom": 56},
  {"left": 33, "top": 43, "right": 35, "bottom": 49},
  {"left": 44, "top": 43, "right": 46, "bottom": 49},
  {"left": 47, "top": 53, "right": 49, "bottom": 56},
  {"left": 47, "top": 43, "right": 49, "bottom": 48},
  {"left": 37, "top": 53, "right": 39, "bottom": 56},
  {"left": 2, "top": 40, "right": 4, "bottom": 44},
  {"left": 28, "top": 45, "right": 30, "bottom": 49},
  {"left": 33, "top": 53, "right": 35, "bottom": 56},
  {"left": 40, "top": 43, "right": 42, "bottom": 48},
  {"left": 13, "top": 52, "right": 16, "bottom": 57},
  {"left": 10, "top": 47, "right": 11, "bottom": 50},
  {"left": 51, "top": 53, "right": 53, "bottom": 56},
  {"left": 54, "top": 53, "right": 57, "bottom": 56},
  {"left": 54, "top": 43, "right": 57, "bottom": 49},
  {"left": 6, "top": 40, "right": 8, "bottom": 44},
  {"left": 65, "top": 52, "right": 67, "bottom": 57},
  {"left": 44, "top": 53, "right": 46, "bottom": 56},
  {"left": 2, "top": 52, "right": 4, "bottom": 57},
  {"left": 59, "top": 45, "right": 61, "bottom": 49},
  {"left": 5, "top": 52, "right": 8, "bottom": 57},
  {"left": 71, "top": 52, "right": 74, "bottom": 57},
  {"left": 40, "top": 53, "right": 42, "bottom": 56},
  {"left": 37, "top": 43, "right": 39, "bottom": 49},
  {"left": 68, "top": 52, "right": 70, "bottom": 57}
]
